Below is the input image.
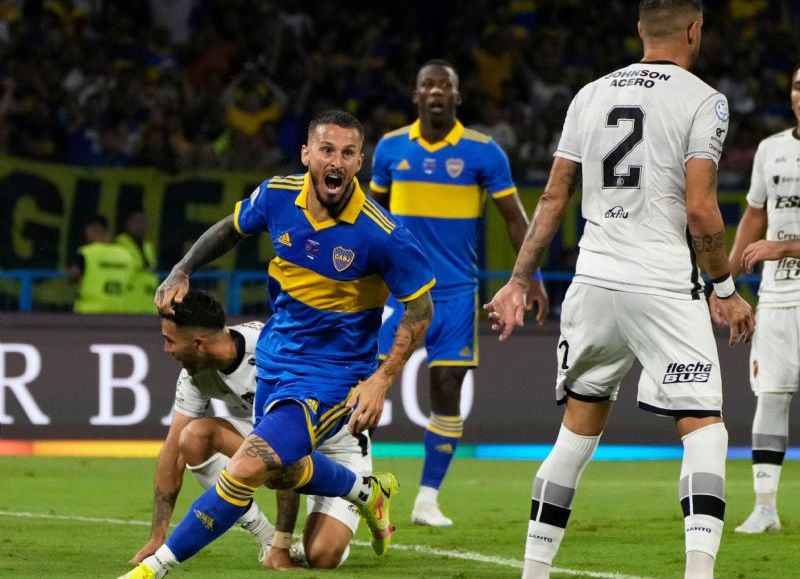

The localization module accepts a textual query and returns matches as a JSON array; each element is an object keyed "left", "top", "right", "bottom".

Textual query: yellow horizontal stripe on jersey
[
  {"left": 269, "top": 183, "right": 304, "bottom": 191},
  {"left": 268, "top": 257, "right": 389, "bottom": 313},
  {"left": 390, "top": 181, "right": 485, "bottom": 219}
]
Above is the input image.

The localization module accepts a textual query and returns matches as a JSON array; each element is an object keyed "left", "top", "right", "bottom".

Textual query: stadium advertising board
[{"left": 0, "top": 314, "right": 760, "bottom": 445}]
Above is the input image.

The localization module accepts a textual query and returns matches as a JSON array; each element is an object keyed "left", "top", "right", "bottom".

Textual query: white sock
[
  {"left": 524, "top": 424, "right": 600, "bottom": 566},
  {"left": 416, "top": 485, "right": 439, "bottom": 504},
  {"left": 680, "top": 423, "right": 727, "bottom": 568},
  {"left": 685, "top": 550, "right": 715, "bottom": 579},
  {"left": 188, "top": 452, "right": 274, "bottom": 546},
  {"left": 751, "top": 392, "right": 791, "bottom": 510},
  {"left": 143, "top": 545, "right": 178, "bottom": 577},
  {"left": 522, "top": 559, "right": 552, "bottom": 579},
  {"left": 238, "top": 502, "right": 275, "bottom": 548},
  {"left": 345, "top": 475, "right": 372, "bottom": 505}
]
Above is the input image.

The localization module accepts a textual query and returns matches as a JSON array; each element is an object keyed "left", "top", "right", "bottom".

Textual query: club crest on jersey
[
  {"left": 332, "top": 246, "right": 355, "bottom": 272},
  {"left": 423, "top": 158, "right": 436, "bottom": 174},
  {"left": 714, "top": 100, "right": 729, "bottom": 122},
  {"left": 446, "top": 158, "right": 464, "bottom": 178}
]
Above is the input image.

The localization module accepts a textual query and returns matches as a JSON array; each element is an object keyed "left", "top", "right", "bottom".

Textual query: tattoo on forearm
[
  {"left": 153, "top": 489, "right": 179, "bottom": 528},
  {"left": 176, "top": 215, "right": 241, "bottom": 275},
  {"left": 244, "top": 436, "right": 283, "bottom": 470},
  {"left": 274, "top": 489, "right": 301, "bottom": 533},
  {"left": 691, "top": 231, "right": 725, "bottom": 253},
  {"left": 383, "top": 292, "right": 433, "bottom": 376}
]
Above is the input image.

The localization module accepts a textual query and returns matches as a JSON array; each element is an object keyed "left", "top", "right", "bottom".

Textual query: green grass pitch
[{"left": 0, "top": 456, "right": 797, "bottom": 578}]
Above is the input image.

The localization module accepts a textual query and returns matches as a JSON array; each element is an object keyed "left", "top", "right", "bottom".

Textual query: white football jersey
[
  {"left": 555, "top": 62, "right": 729, "bottom": 299},
  {"left": 173, "top": 321, "right": 264, "bottom": 420},
  {"left": 746, "top": 129, "right": 800, "bottom": 306}
]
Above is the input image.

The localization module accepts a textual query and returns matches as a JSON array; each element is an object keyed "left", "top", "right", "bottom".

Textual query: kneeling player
[{"left": 131, "top": 290, "right": 368, "bottom": 570}]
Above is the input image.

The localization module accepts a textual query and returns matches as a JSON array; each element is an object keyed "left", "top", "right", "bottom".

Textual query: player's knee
[
  {"left": 178, "top": 419, "right": 218, "bottom": 464},
  {"left": 430, "top": 366, "right": 467, "bottom": 413},
  {"left": 305, "top": 542, "right": 347, "bottom": 569},
  {"left": 265, "top": 459, "right": 307, "bottom": 490}
]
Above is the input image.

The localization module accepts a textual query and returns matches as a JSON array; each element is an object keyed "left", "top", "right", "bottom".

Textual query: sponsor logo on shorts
[
  {"left": 662, "top": 362, "right": 712, "bottom": 384},
  {"left": 775, "top": 257, "right": 800, "bottom": 280}
]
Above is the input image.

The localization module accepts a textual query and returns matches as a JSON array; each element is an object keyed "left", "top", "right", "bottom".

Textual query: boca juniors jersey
[
  {"left": 234, "top": 173, "right": 435, "bottom": 400},
  {"left": 370, "top": 119, "right": 517, "bottom": 299}
]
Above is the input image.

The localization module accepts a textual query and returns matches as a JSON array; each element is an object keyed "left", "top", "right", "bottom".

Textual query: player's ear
[
  {"left": 637, "top": 20, "right": 644, "bottom": 40},
  {"left": 412, "top": 89, "right": 420, "bottom": 106},
  {"left": 300, "top": 144, "right": 310, "bottom": 167},
  {"left": 356, "top": 152, "right": 364, "bottom": 173},
  {"left": 687, "top": 19, "right": 700, "bottom": 45}
]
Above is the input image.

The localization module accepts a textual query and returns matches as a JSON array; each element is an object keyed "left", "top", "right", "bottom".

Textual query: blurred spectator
[
  {"left": 115, "top": 209, "right": 158, "bottom": 314},
  {"left": 69, "top": 214, "right": 134, "bottom": 314}
]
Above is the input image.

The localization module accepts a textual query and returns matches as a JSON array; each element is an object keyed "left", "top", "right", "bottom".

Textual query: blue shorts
[
  {"left": 253, "top": 376, "right": 353, "bottom": 465},
  {"left": 378, "top": 292, "right": 478, "bottom": 367}
]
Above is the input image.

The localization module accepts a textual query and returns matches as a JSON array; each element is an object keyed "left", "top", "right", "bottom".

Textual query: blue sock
[
  {"left": 165, "top": 470, "right": 256, "bottom": 562},
  {"left": 420, "top": 414, "right": 463, "bottom": 490},
  {"left": 295, "top": 451, "right": 359, "bottom": 498}
]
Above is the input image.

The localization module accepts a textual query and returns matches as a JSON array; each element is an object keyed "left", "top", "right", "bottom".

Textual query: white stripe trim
[{"left": 0, "top": 510, "right": 657, "bottom": 579}]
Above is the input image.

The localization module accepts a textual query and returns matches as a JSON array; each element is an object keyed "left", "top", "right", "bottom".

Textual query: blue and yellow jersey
[
  {"left": 370, "top": 119, "right": 516, "bottom": 299},
  {"left": 234, "top": 173, "right": 435, "bottom": 403}
]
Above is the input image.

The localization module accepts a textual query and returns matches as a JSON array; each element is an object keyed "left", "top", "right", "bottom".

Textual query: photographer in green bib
[
  {"left": 115, "top": 209, "right": 159, "bottom": 314},
  {"left": 70, "top": 214, "right": 134, "bottom": 314}
]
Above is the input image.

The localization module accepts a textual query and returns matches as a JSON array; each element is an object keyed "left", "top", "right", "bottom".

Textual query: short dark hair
[
  {"left": 307, "top": 110, "right": 364, "bottom": 140},
  {"left": 168, "top": 290, "right": 226, "bottom": 330},
  {"left": 86, "top": 214, "right": 109, "bottom": 229},
  {"left": 639, "top": 0, "right": 704, "bottom": 15},
  {"left": 417, "top": 59, "right": 459, "bottom": 85}
]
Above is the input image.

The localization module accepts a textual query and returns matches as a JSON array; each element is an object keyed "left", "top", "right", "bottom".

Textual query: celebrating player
[
  {"left": 485, "top": 2, "right": 754, "bottom": 578},
  {"left": 370, "top": 59, "right": 548, "bottom": 527},
  {"left": 119, "top": 110, "right": 435, "bottom": 579},
  {"left": 718, "top": 63, "right": 800, "bottom": 534}
]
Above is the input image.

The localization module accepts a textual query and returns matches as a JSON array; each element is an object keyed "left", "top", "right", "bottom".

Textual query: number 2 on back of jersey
[{"left": 602, "top": 106, "right": 644, "bottom": 189}]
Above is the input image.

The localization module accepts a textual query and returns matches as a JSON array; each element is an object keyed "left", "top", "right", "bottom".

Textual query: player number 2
[
  {"left": 558, "top": 339, "right": 570, "bottom": 370},
  {"left": 602, "top": 106, "right": 644, "bottom": 189}
]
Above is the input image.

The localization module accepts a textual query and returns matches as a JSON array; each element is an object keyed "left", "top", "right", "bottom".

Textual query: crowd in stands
[{"left": 0, "top": 0, "right": 796, "bottom": 187}]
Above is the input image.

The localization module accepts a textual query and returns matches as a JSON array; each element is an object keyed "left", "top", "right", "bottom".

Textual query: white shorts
[
  {"left": 555, "top": 283, "right": 722, "bottom": 416},
  {"left": 306, "top": 428, "right": 372, "bottom": 533},
  {"left": 750, "top": 306, "right": 800, "bottom": 394},
  {"left": 220, "top": 415, "right": 253, "bottom": 438}
]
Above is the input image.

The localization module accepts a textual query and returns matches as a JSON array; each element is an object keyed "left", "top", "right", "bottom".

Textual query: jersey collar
[
  {"left": 409, "top": 119, "right": 464, "bottom": 152},
  {"left": 294, "top": 172, "right": 366, "bottom": 230}
]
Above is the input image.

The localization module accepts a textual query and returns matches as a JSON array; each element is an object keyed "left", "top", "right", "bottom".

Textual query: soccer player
[
  {"left": 718, "top": 63, "right": 800, "bottom": 534},
  {"left": 484, "top": 2, "right": 755, "bottom": 578},
  {"left": 119, "top": 110, "right": 435, "bottom": 579},
  {"left": 371, "top": 59, "right": 549, "bottom": 527},
  {"left": 131, "top": 289, "right": 373, "bottom": 569}
]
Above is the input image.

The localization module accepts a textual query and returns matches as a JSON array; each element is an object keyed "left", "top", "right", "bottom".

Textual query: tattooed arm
[
  {"left": 686, "top": 158, "right": 755, "bottom": 346},
  {"left": 347, "top": 291, "right": 433, "bottom": 433},
  {"left": 155, "top": 214, "right": 242, "bottom": 315},
  {"left": 130, "top": 412, "right": 193, "bottom": 563},
  {"left": 484, "top": 157, "right": 580, "bottom": 341}
]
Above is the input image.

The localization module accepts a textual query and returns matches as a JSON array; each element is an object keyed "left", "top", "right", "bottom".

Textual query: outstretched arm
[
  {"left": 155, "top": 214, "right": 242, "bottom": 315},
  {"left": 347, "top": 291, "right": 433, "bottom": 433},
  {"left": 484, "top": 157, "right": 580, "bottom": 340}
]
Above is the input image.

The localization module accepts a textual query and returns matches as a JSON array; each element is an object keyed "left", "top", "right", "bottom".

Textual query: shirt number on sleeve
[{"left": 602, "top": 106, "right": 645, "bottom": 189}]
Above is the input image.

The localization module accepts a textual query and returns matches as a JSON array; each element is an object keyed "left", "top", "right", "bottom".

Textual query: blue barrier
[{"left": 0, "top": 269, "right": 764, "bottom": 314}]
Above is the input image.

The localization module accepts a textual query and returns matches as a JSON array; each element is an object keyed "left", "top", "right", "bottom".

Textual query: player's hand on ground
[
  {"left": 261, "top": 546, "right": 300, "bottom": 570},
  {"left": 526, "top": 279, "right": 550, "bottom": 325},
  {"left": 483, "top": 279, "right": 528, "bottom": 341},
  {"left": 714, "top": 292, "right": 755, "bottom": 347},
  {"left": 707, "top": 293, "right": 726, "bottom": 326},
  {"left": 130, "top": 538, "right": 163, "bottom": 564},
  {"left": 346, "top": 377, "right": 389, "bottom": 434},
  {"left": 154, "top": 269, "right": 190, "bottom": 316},
  {"left": 742, "top": 240, "right": 782, "bottom": 273}
]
